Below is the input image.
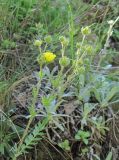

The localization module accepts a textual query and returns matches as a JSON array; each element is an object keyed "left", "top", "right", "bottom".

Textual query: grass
[{"left": 0, "top": 0, "right": 119, "bottom": 159}]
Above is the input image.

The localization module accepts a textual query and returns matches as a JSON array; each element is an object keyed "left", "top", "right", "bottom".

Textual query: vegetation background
[{"left": 0, "top": 0, "right": 119, "bottom": 159}]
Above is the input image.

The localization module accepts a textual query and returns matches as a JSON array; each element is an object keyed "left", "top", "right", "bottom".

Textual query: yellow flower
[{"left": 43, "top": 52, "right": 56, "bottom": 63}]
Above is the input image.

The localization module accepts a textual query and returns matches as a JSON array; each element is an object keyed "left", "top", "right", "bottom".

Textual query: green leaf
[
  {"left": 12, "top": 118, "right": 48, "bottom": 159},
  {"left": 81, "top": 103, "right": 95, "bottom": 126},
  {"left": 75, "top": 130, "right": 90, "bottom": 144},
  {"left": 53, "top": 120, "right": 64, "bottom": 131},
  {"left": 29, "top": 106, "right": 37, "bottom": 117},
  {"left": 101, "top": 86, "right": 119, "bottom": 107},
  {"left": 58, "top": 140, "right": 70, "bottom": 151},
  {"left": 105, "top": 151, "right": 112, "bottom": 160},
  {"left": 79, "top": 74, "right": 85, "bottom": 87},
  {"left": 75, "top": 134, "right": 81, "bottom": 140},
  {"left": 0, "top": 143, "right": 5, "bottom": 154},
  {"left": 0, "top": 81, "right": 8, "bottom": 92},
  {"left": 83, "top": 138, "right": 88, "bottom": 145},
  {"left": 83, "top": 103, "right": 94, "bottom": 117},
  {"left": 92, "top": 88, "right": 101, "bottom": 102}
]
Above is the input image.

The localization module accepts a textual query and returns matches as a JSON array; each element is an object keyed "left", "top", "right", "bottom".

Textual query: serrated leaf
[
  {"left": 102, "top": 86, "right": 119, "bottom": 107},
  {"left": 106, "top": 87, "right": 119, "bottom": 101},
  {"left": 53, "top": 120, "right": 64, "bottom": 131},
  {"left": 13, "top": 118, "right": 48, "bottom": 158}
]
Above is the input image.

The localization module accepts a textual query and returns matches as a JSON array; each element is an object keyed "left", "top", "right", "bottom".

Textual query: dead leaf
[
  {"left": 13, "top": 92, "right": 27, "bottom": 108},
  {"left": 64, "top": 100, "right": 78, "bottom": 115}
]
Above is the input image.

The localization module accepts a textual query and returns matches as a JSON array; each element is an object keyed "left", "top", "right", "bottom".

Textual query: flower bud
[
  {"left": 108, "top": 20, "right": 114, "bottom": 25},
  {"left": 85, "top": 45, "right": 93, "bottom": 55},
  {"left": 76, "top": 42, "right": 81, "bottom": 49},
  {"left": 81, "top": 26, "right": 91, "bottom": 35},
  {"left": 78, "top": 66, "right": 85, "bottom": 74},
  {"left": 59, "top": 36, "right": 69, "bottom": 46},
  {"left": 59, "top": 56, "right": 70, "bottom": 67},
  {"left": 35, "top": 22, "right": 43, "bottom": 29},
  {"left": 78, "top": 58, "right": 83, "bottom": 65},
  {"left": 34, "top": 40, "right": 42, "bottom": 47},
  {"left": 84, "top": 58, "right": 90, "bottom": 65},
  {"left": 44, "top": 35, "right": 52, "bottom": 43},
  {"left": 37, "top": 54, "right": 45, "bottom": 65}
]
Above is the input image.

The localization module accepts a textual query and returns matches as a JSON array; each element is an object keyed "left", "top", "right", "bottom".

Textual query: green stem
[
  {"left": 13, "top": 69, "right": 42, "bottom": 159},
  {"left": 67, "top": 1, "right": 74, "bottom": 59},
  {"left": 97, "top": 16, "right": 119, "bottom": 70}
]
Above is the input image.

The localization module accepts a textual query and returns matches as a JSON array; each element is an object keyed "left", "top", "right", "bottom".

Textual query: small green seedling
[
  {"left": 1, "top": 39, "right": 16, "bottom": 49},
  {"left": 75, "top": 130, "right": 90, "bottom": 145},
  {"left": 58, "top": 140, "right": 70, "bottom": 151}
]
